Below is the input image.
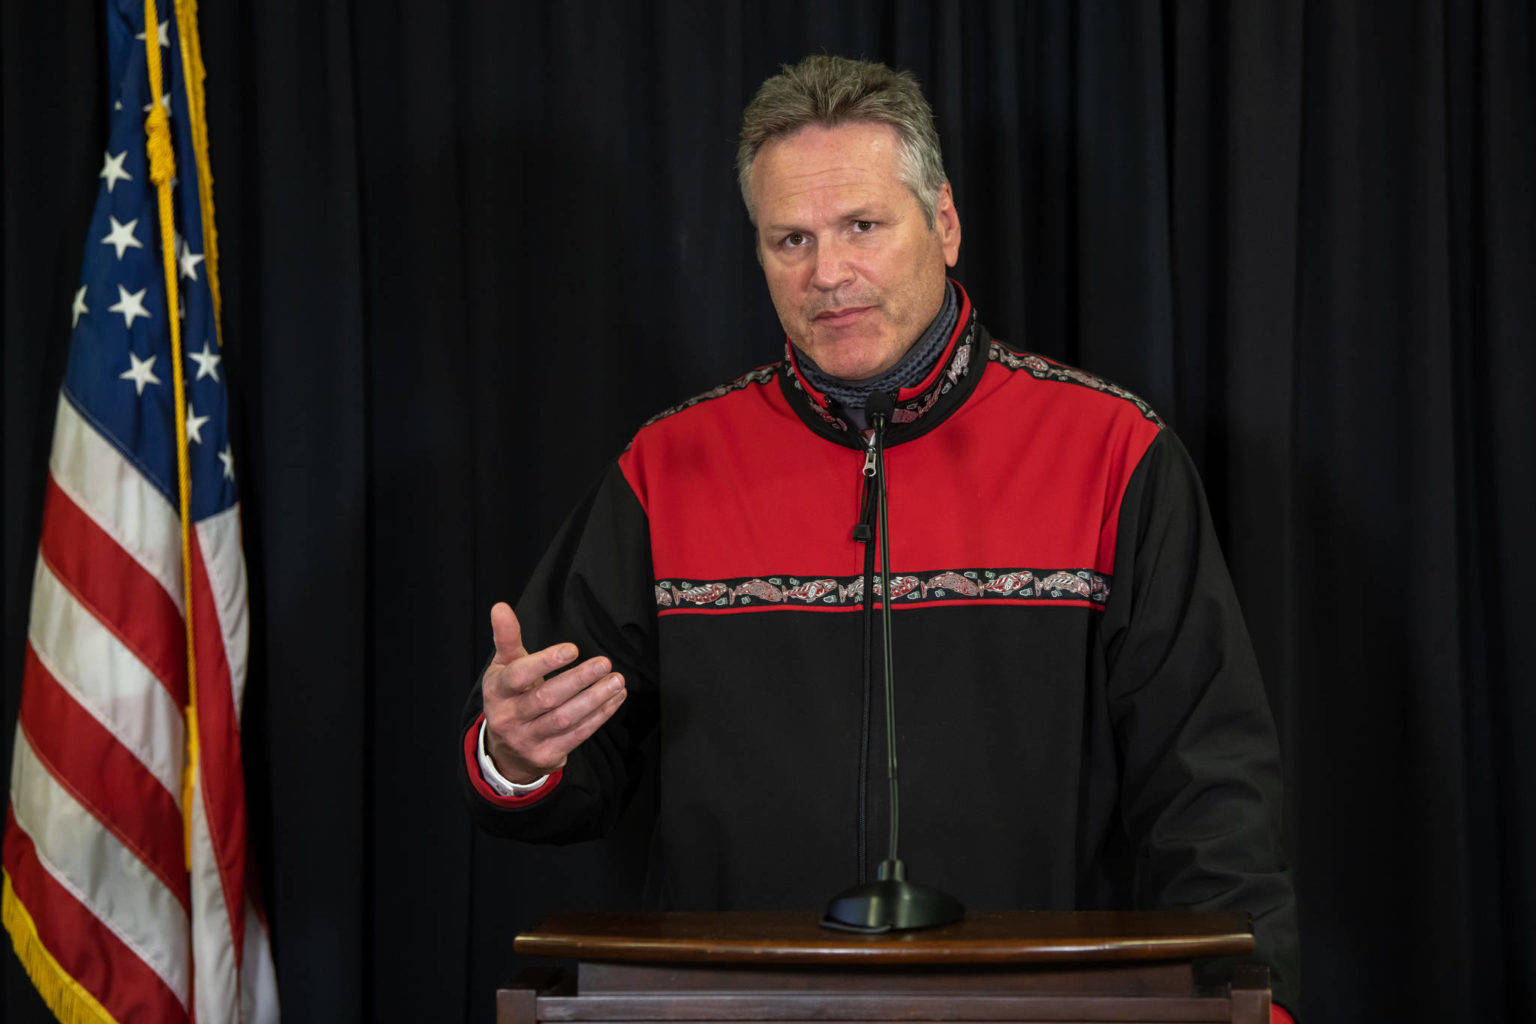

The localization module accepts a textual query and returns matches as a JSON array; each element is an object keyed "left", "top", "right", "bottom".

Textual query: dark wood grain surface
[
  {"left": 513, "top": 910, "right": 1255, "bottom": 965},
  {"left": 575, "top": 960, "right": 1194, "bottom": 995},
  {"left": 534, "top": 992, "right": 1237, "bottom": 1021}
]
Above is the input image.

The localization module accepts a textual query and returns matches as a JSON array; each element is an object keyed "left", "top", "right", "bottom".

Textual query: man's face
[{"left": 750, "top": 122, "right": 961, "bottom": 381}]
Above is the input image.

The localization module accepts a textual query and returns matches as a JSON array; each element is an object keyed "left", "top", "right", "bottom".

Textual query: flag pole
[{"left": 141, "top": 0, "right": 201, "bottom": 868}]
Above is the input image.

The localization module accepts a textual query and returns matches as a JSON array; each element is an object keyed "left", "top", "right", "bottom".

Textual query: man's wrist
[{"left": 476, "top": 721, "right": 550, "bottom": 795}]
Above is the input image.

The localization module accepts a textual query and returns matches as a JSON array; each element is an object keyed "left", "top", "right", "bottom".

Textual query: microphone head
[{"left": 864, "top": 390, "right": 898, "bottom": 422}]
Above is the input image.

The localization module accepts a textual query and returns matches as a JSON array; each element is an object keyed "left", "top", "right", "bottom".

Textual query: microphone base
[{"left": 820, "top": 860, "right": 964, "bottom": 934}]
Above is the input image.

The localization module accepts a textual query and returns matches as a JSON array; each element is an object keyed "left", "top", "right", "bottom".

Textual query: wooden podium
[{"left": 498, "top": 910, "right": 1270, "bottom": 1024}]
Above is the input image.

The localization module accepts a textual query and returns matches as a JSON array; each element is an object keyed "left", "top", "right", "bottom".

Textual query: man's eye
[
  {"left": 783, "top": 232, "right": 808, "bottom": 248},
  {"left": 853, "top": 220, "right": 875, "bottom": 232}
]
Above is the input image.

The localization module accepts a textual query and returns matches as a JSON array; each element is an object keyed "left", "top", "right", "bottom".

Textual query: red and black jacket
[{"left": 460, "top": 287, "right": 1300, "bottom": 1011}]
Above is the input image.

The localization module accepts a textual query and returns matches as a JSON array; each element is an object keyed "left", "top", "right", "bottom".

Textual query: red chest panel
[{"left": 619, "top": 354, "right": 1160, "bottom": 606}]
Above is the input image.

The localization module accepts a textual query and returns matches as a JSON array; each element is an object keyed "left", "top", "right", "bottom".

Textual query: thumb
[{"left": 489, "top": 602, "right": 526, "bottom": 665}]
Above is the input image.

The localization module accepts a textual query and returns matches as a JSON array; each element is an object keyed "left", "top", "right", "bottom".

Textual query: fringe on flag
[{"left": 2, "top": 871, "right": 122, "bottom": 1024}]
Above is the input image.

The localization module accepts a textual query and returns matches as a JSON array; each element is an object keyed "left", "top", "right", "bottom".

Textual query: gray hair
[{"left": 736, "top": 55, "right": 949, "bottom": 228}]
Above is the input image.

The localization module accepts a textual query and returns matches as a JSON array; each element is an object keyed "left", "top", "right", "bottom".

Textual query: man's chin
[{"left": 792, "top": 329, "right": 903, "bottom": 381}]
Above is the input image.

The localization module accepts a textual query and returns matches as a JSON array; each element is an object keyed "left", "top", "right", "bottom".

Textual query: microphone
[
  {"left": 862, "top": 389, "right": 897, "bottom": 423},
  {"left": 821, "top": 392, "right": 964, "bottom": 933}
]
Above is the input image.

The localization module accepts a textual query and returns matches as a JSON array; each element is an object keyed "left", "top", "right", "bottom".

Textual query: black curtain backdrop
[{"left": 4, "top": 2, "right": 1533, "bottom": 1022}]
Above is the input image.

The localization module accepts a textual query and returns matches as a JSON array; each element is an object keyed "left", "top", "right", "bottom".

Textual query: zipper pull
[
  {"left": 853, "top": 436, "right": 878, "bottom": 541},
  {"left": 853, "top": 481, "right": 876, "bottom": 541}
]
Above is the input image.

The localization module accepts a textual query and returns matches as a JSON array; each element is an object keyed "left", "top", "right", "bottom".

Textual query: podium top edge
[{"left": 513, "top": 910, "right": 1255, "bottom": 965}]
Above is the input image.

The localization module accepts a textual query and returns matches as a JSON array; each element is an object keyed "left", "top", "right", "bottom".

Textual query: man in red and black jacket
[{"left": 459, "top": 55, "right": 1300, "bottom": 1021}]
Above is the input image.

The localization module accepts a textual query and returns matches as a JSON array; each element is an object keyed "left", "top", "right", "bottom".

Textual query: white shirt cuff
[{"left": 476, "top": 720, "right": 551, "bottom": 796}]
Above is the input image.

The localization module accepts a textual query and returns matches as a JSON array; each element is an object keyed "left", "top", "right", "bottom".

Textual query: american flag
[{"left": 2, "top": 1, "right": 279, "bottom": 1021}]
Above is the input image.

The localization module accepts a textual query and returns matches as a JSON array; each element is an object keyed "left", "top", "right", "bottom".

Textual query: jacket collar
[{"left": 779, "top": 281, "right": 984, "bottom": 449}]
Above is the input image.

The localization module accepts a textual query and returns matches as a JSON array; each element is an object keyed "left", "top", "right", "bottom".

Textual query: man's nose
[{"left": 809, "top": 237, "right": 854, "bottom": 291}]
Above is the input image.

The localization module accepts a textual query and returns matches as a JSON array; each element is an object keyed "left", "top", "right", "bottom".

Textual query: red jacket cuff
[{"left": 463, "top": 713, "right": 562, "bottom": 806}]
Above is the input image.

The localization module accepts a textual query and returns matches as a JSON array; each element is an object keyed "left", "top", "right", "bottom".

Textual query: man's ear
[{"left": 934, "top": 182, "right": 961, "bottom": 267}]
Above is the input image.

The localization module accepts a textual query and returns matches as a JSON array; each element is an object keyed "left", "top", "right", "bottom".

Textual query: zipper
[
  {"left": 853, "top": 432, "right": 878, "bottom": 881},
  {"left": 853, "top": 432, "right": 878, "bottom": 541}
]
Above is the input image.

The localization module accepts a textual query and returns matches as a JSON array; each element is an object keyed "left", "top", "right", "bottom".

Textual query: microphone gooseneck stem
[
  {"left": 857, "top": 467, "right": 876, "bottom": 882},
  {"left": 821, "top": 395, "right": 963, "bottom": 933},
  {"left": 873, "top": 410, "right": 899, "bottom": 864}
]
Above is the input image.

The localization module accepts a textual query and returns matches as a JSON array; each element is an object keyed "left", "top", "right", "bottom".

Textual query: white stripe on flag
[
  {"left": 242, "top": 897, "right": 281, "bottom": 1024},
  {"left": 189, "top": 772, "right": 239, "bottom": 1024},
  {"left": 27, "top": 558, "right": 185, "bottom": 799},
  {"left": 49, "top": 394, "right": 184, "bottom": 614},
  {"left": 9, "top": 734, "right": 191, "bottom": 1006},
  {"left": 195, "top": 507, "right": 250, "bottom": 720}
]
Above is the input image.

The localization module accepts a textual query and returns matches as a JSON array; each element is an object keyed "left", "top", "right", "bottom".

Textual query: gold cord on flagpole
[{"left": 142, "top": 0, "right": 201, "bottom": 869}]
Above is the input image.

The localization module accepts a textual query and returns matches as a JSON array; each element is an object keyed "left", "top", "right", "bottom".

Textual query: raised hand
[{"left": 480, "top": 602, "right": 627, "bottom": 785}]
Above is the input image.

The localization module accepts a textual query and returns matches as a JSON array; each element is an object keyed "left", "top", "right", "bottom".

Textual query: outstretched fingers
[
  {"left": 523, "top": 677, "right": 627, "bottom": 766},
  {"left": 522, "top": 668, "right": 625, "bottom": 739}
]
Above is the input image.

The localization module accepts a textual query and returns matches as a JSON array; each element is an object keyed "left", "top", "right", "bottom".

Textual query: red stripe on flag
[
  {"left": 3, "top": 807, "right": 189, "bottom": 1024},
  {"left": 38, "top": 475, "right": 188, "bottom": 705},
  {"left": 188, "top": 529, "right": 248, "bottom": 966},
  {"left": 19, "top": 643, "right": 190, "bottom": 910}
]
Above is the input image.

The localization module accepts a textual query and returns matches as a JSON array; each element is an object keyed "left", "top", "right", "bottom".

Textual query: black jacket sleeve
[
  {"left": 457, "top": 461, "right": 659, "bottom": 843},
  {"left": 1101, "top": 430, "right": 1301, "bottom": 1010}
]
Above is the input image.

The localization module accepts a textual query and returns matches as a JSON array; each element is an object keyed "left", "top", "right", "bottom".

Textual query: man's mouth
[{"left": 814, "top": 305, "right": 875, "bottom": 326}]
